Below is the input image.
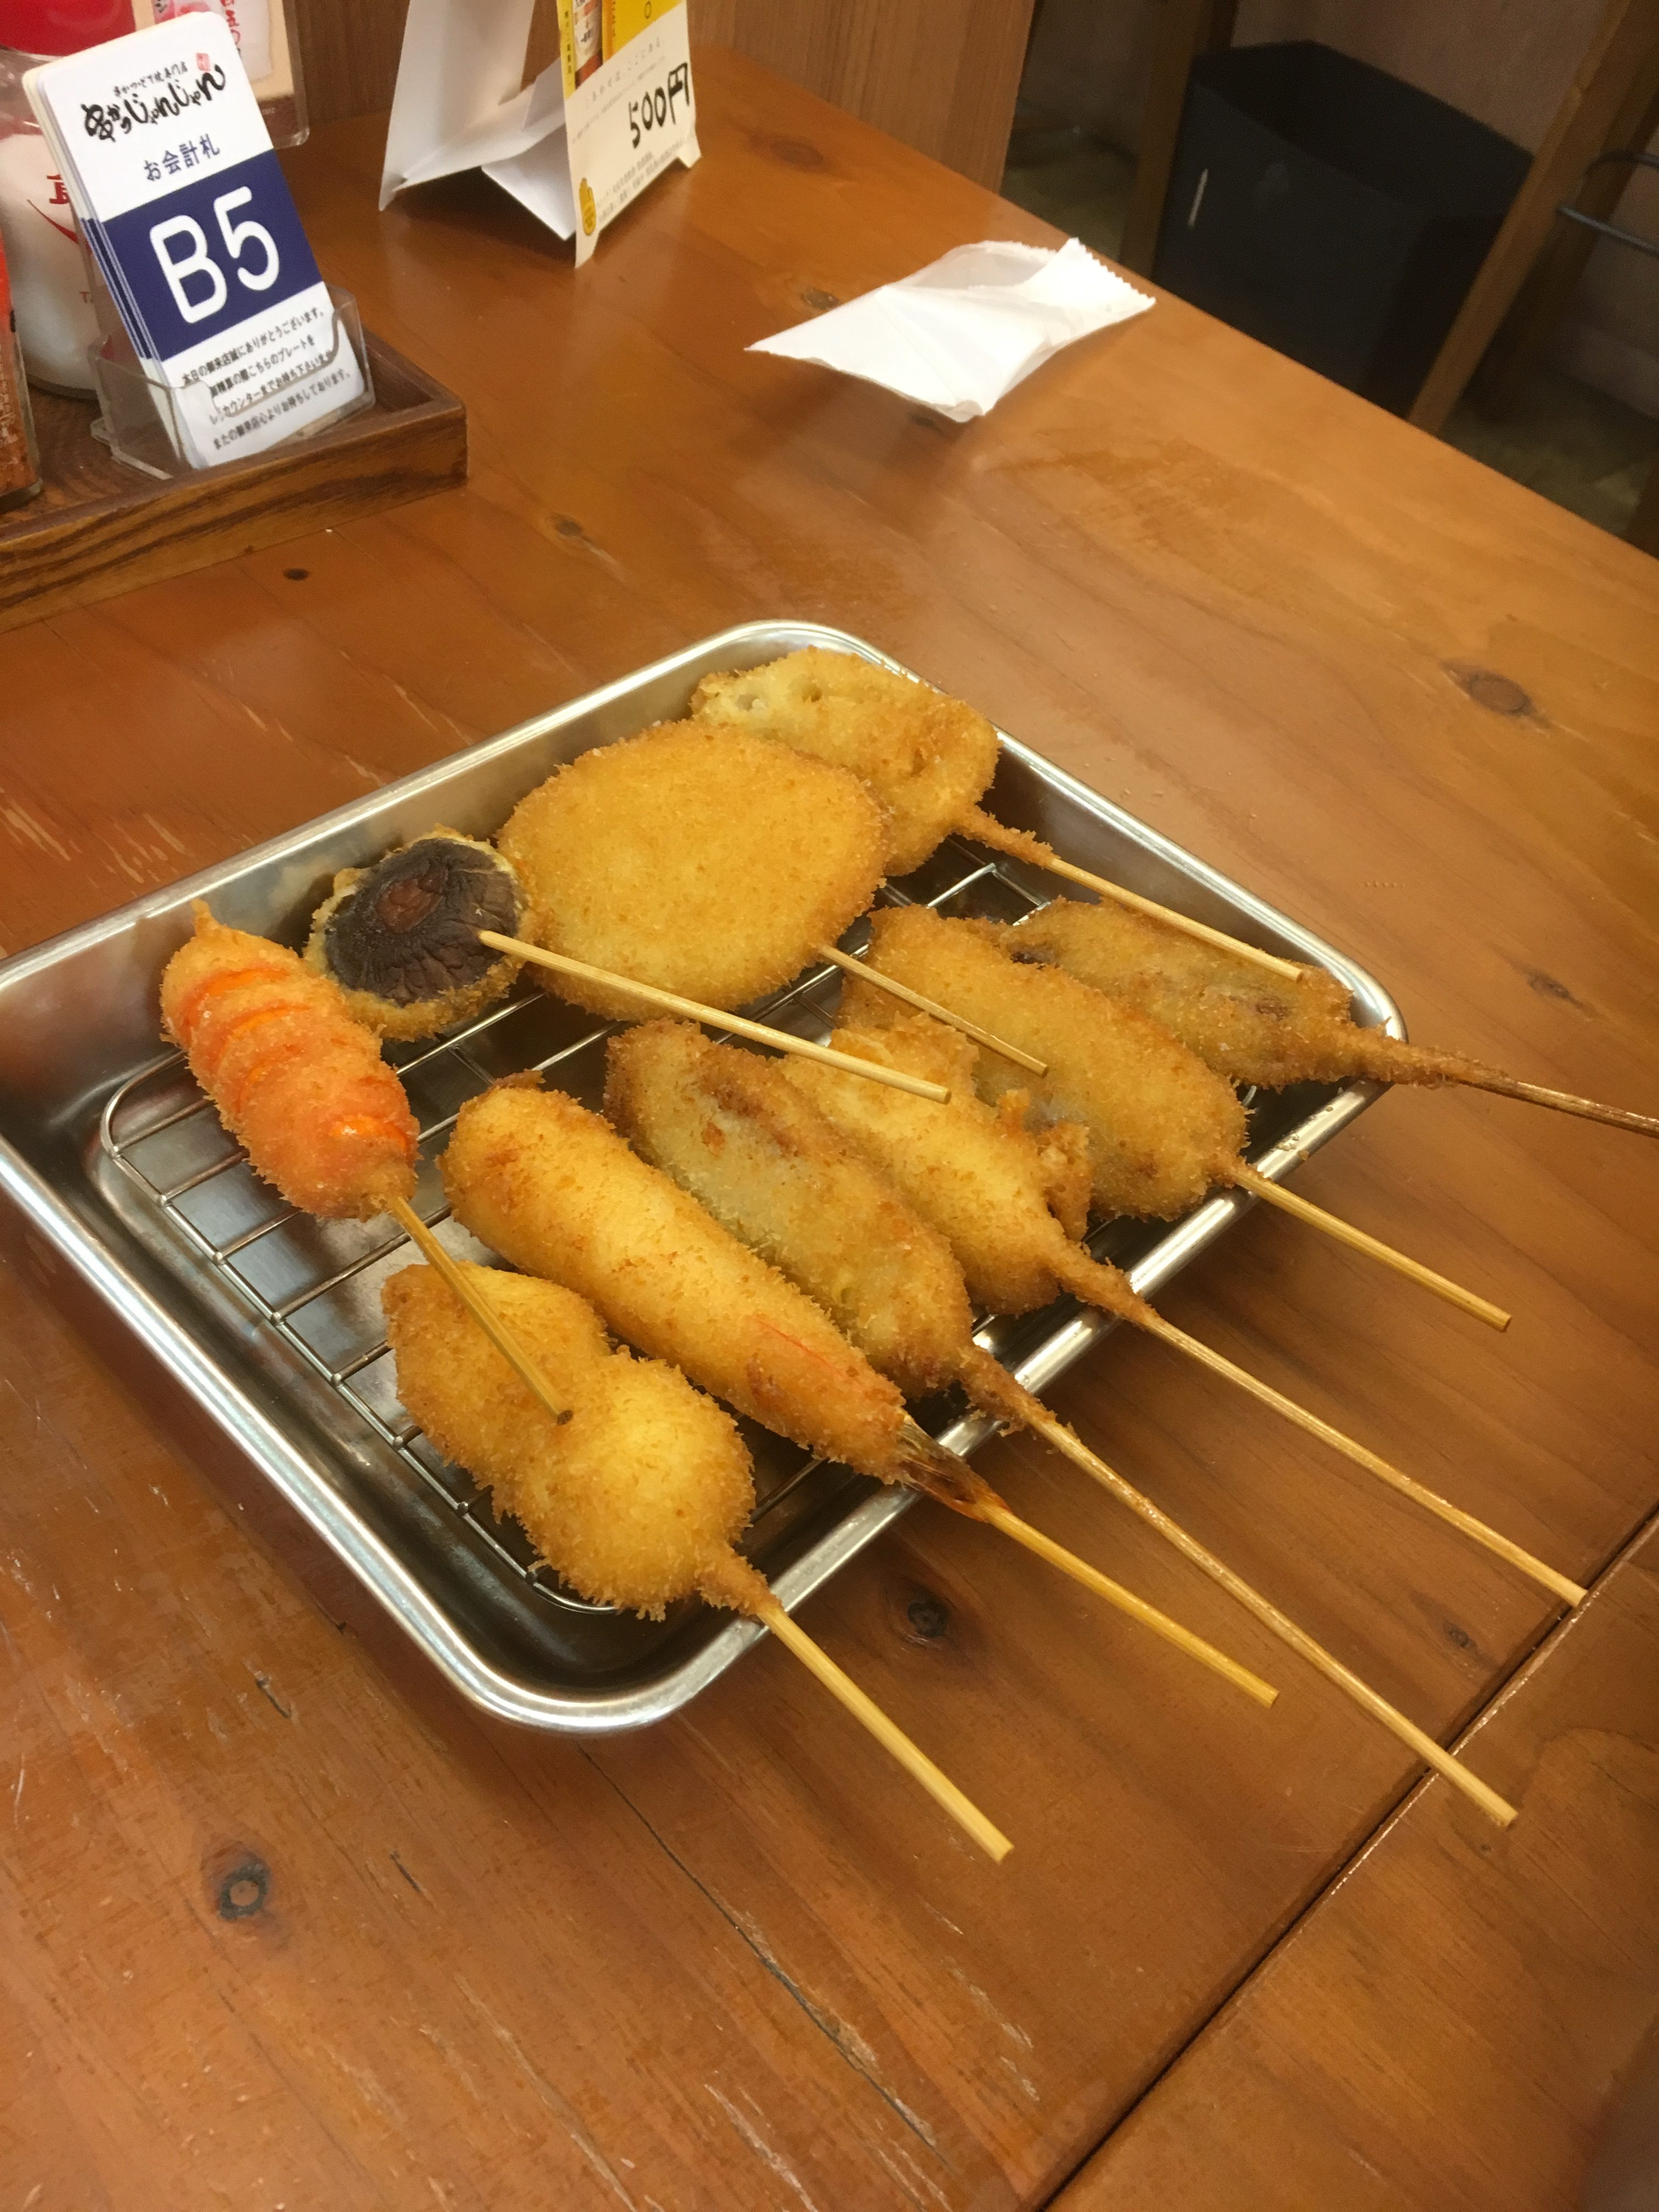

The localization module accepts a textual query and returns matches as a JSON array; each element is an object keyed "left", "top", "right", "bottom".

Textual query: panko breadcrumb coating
[
  {"left": 689, "top": 649, "right": 1001, "bottom": 877},
  {"left": 160, "top": 904, "right": 419, "bottom": 1221},
  {"left": 496, "top": 722, "right": 888, "bottom": 1021},
  {"left": 384, "top": 1263, "right": 758, "bottom": 1617},
  {"left": 782, "top": 1014, "right": 1141, "bottom": 1322},
  {"left": 605, "top": 1022, "right": 972, "bottom": 1400},
  {"left": 839, "top": 905, "right": 1247, "bottom": 1220},
  {"left": 1012, "top": 897, "right": 1473, "bottom": 1090},
  {"left": 441, "top": 1080, "right": 919, "bottom": 1482}
]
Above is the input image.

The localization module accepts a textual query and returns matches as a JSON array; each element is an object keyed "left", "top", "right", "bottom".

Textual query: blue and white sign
[{"left": 25, "top": 14, "right": 362, "bottom": 466}]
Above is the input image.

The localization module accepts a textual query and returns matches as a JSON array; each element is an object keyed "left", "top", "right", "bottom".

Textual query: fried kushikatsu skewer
[
  {"left": 385, "top": 1264, "right": 1011, "bottom": 1859},
  {"left": 783, "top": 1009, "right": 1585, "bottom": 1611},
  {"left": 1012, "top": 895, "right": 1659, "bottom": 1142},
  {"left": 605, "top": 1021, "right": 1520, "bottom": 1827},
  {"left": 441, "top": 1080, "right": 1276, "bottom": 1705},
  {"left": 845, "top": 906, "right": 1510, "bottom": 1332},
  {"left": 688, "top": 647, "right": 1303, "bottom": 984},
  {"left": 159, "top": 905, "right": 586, "bottom": 1437},
  {"left": 495, "top": 718, "right": 1043, "bottom": 1077}
]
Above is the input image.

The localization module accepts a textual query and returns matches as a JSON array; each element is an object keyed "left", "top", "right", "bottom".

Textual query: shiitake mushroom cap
[{"left": 304, "top": 828, "right": 530, "bottom": 1041}]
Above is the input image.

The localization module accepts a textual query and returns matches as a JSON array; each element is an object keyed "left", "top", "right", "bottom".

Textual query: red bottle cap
[{"left": 0, "top": 0, "right": 134, "bottom": 56}]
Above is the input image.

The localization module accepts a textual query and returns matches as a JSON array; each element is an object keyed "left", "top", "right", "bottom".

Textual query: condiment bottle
[
  {"left": 0, "top": 230, "right": 42, "bottom": 509},
  {"left": 0, "top": 0, "right": 131, "bottom": 393}
]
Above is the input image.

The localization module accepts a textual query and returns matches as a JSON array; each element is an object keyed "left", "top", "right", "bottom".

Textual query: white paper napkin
[{"left": 748, "top": 238, "right": 1154, "bottom": 421}]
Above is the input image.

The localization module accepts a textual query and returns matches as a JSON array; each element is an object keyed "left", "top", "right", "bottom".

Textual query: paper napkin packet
[{"left": 749, "top": 238, "right": 1154, "bottom": 421}]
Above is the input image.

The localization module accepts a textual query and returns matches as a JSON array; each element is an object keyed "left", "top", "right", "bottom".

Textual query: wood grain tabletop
[{"left": 1, "top": 46, "right": 1656, "bottom": 2212}]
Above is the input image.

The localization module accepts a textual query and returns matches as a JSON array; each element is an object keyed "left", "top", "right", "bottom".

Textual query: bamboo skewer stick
[
  {"left": 390, "top": 1197, "right": 575, "bottom": 1430},
  {"left": 956, "top": 805, "right": 1306, "bottom": 984},
  {"left": 974, "top": 1500, "right": 1276, "bottom": 1707},
  {"left": 1232, "top": 1164, "right": 1511, "bottom": 1332},
  {"left": 894, "top": 1422, "right": 1276, "bottom": 1706},
  {"left": 1124, "top": 1304, "right": 1588, "bottom": 1607},
  {"left": 1453, "top": 1066, "right": 1659, "bottom": 1140},
  {"left": 813, "top": 943, "right": 1048, "bottom": 1074},
  {"left": 742, "top": 1582, "right": 1013, "bottom": 1861},
  {"left": 962, "top": 1357, "right": 1516, "bottom": 1827},
  {"left": 477, "top": 932, "right": 950, "bottom": 1103}
]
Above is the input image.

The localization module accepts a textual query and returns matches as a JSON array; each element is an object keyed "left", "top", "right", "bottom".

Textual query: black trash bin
[{"left": 1153, "top": 42, "right": 1530, "bottom": 414}]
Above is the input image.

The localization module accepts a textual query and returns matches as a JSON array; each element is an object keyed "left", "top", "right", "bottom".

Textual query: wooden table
[{"left": 2, "top": 49, "right": 1656, "bottom": 2212}]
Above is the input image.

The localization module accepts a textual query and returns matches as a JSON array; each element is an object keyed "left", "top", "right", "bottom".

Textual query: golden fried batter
[
  {"left": 689, "top": 650, "right": 1000, "bottom": 877},
  {"left": 384, "top": 1263, "right": 756, "bottom": 1616},
  {"left": 782, "top": 1014, "right": 1141, "bottom": 1322},
  {"left": 1012, "top": 898, "right": 1470, "bottom": 1090},
  {"left": 605, "top": 1022, "right": 972, "bottom": 1399},
  {"left": 840, "top": 906, "right": 1248, "bottom": 1220},
  {"left": 442, "top": 1080, "right": 916, "bottom": 1481},
  {"left": 160, "top": 904, "right": 419, "bottom": 1221},
  {"left": 497, "top": 721, "right": 888, "bottom": 1020}
]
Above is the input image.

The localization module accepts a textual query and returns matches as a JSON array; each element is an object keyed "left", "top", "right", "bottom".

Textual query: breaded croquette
[
  {"left": 496, "top": 722, "right": 888, "bottom": 1021},
  {"left": 160, "top": 903, "right": 419, "bottom": 1221},
  {"left": 604, "top": 1021, "right": 972, "bottom": 1399},
  {"left": 441, "top": 1079, "right": 921, "bottom": 1481},
  {"left": 384, "top": 1263, "right": 759, "bottom": 1616},
  {"left": 689, "top": 649, "right": 1001, "bottom": 877},
  {"left": 781, "top": 1014, "right": 1115, "bottom": 1318},
  {"left": 839, "top": 905, "right": 1248, "bottom": 1220},
  {"left": 1012, "top": 896, "right": 1480, "bottom": 1091}
]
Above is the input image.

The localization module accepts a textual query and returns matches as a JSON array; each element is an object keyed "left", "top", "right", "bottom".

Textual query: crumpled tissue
[{"left": 748, "top": 238, "right": 1154, "bottom": 421}]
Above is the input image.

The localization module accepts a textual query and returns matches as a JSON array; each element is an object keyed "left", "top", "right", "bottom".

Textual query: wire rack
[{"left": 97, "top": 843, "right": 1051, "bottom": 1622}]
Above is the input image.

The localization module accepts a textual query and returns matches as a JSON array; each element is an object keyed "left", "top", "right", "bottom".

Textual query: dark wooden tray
[{"left": 0, "top": 331, "right": 467, "bottom": 633}]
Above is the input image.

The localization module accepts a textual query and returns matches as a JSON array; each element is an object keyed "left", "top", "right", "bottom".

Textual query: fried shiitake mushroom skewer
[
  {"left": 385, "top": 1263, "right": 1012, "bottom": 1859},
  {"left": 605, "top": 1021, "right": 1522, "bottom": 1827},
  {"left": 843, "top": 906, "right": 1510, "bottom": 1331},
  {"left": 1012, "top": 895, "right": 1659, "bottom": 1142},
  {"left": 783, "top": 1009, "right": 1584, "bottom": 1611},
  {"left": 440, "top": 1080, "right": 1276, "bottom": 1704},
  {"left": 688, "top": 646, "right": 1302, "bottom": 984}
]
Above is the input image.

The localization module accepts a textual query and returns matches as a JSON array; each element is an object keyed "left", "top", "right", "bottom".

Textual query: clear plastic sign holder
[{"left": 83, "top": 273, "right": 373, "bottom": 479}]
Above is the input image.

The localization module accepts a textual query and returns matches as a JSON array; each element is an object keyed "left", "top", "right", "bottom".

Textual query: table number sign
[
  {"left": 24, "top": 10, "right": 362, "bottom": 466},
  {"left": 381, "top": 0, "right": 698, "bottom": 268}
]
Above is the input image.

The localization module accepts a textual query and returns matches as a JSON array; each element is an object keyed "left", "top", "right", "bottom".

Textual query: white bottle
[
  {"left": 0, "top": 0, "right": 134, "bottom": 394},
  {"left": 0, "top": 117, "right": 97, "bottom": 391}
]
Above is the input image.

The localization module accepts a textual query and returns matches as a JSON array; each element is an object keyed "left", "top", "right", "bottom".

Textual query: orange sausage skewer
[{"left": 159, "top": 903, "right": 574, "bottom": 1431}]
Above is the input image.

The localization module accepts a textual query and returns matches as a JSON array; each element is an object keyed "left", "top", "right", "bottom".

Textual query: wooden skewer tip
[
  {"left": 1234, "top": 1164, "right": 1512, "bottom": 1332},
  {"left": 749, "top": 1589, "right": 1012, "bottom": 1861}
]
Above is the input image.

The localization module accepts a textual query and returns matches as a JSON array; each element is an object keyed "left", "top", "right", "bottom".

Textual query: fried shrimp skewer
[
  {"left": 160, "top": 905, "right": 582, "bottom": 1436},
  {"left": 783, "top": 1011, "right": 1585, "bottom": 1610},
  {"left": 440, "top": 1080, "right": 1277, "bottom": 1697},
  {"left": 161, "top": 902, "right": 420, "bottom": 1221},
  {"left": 842, "top": 905, "right": 1510, "bottom": 1331},
  {"left": 688, "top": 647, "right": 1301, "bottom": 983},
  {"left": 385, "top": 1264, "right": 1011, "bottom": 1859},
  {"left": 603, "top": 1023, "right": 1532, "bottom": 1825},
  {"left": 1013, "top": 894, "right": 1659, "bottom": 1141}
]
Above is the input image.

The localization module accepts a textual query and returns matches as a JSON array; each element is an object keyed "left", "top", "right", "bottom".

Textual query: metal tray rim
[{"left": 0, "top": 618, "right": 1402, "bottom": 1732}]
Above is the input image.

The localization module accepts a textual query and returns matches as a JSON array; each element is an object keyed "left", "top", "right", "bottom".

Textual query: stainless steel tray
[{"left": 0, "top": 620, "right": 1400, "bottom": 1731}]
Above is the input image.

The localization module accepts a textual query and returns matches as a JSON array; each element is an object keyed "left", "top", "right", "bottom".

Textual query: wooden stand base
[{"left": 0, "top": 331, "right": 467, "bottom": 633}]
